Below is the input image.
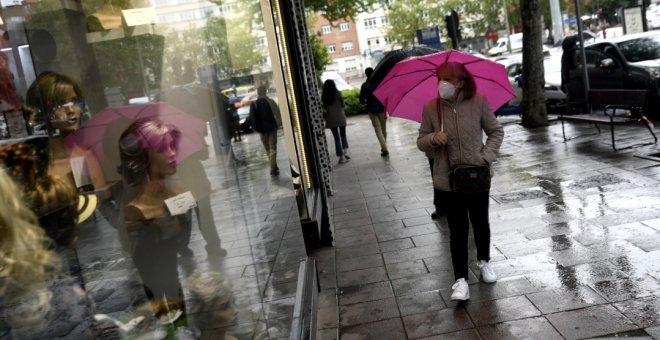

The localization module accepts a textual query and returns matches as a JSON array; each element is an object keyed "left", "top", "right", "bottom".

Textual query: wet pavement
[{"left": 314, "top": 115, "right": 660, "bottom": 340}]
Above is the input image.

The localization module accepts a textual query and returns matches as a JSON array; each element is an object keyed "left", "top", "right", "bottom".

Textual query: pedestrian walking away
[
  {"left": 249, "top": 85, "right": 280, "bottom": 176},
  {"left": 359, "top": 67, "right": 389, "bottom": 157},
  {"left": 322, "top": 79, "right": 350, "bottom": 164},
  {"left": 417, "top": 61, "right": 504, "bottom": 302}
]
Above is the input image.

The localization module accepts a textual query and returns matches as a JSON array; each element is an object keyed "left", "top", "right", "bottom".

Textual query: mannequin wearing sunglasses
[{"left": 26, "top": 72, "right": 107, "bottom": 194}]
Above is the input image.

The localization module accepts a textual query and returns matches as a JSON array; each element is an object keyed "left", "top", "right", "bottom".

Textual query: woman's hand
[{"left": 431, "top": 132, "right": 448, "bottom": 146}]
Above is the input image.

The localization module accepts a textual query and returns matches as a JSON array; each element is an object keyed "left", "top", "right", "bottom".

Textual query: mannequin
[
  {"left": 187, "top": 271, "right": 238, "bottom": 340},
  {"left": 26, "top": 71, "right": 107, "bottom": 194},
  {"left": 118, "top": 118, "right": 188, "bottom": 323}
]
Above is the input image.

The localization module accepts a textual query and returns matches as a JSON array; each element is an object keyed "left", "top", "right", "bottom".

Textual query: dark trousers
[
  {"left": 428, "top": 158, "right": 441, "bottom": 211},
  {"left": 438, "top": 190, "right": 491, "bottom": 280},
  {"left": 330, "top": 126, "right": 349, "bottom": 156}
]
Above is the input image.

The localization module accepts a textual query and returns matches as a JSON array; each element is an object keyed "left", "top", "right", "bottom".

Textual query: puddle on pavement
[
  {"left": 567, "top": 174, "right": 629, "bottom": 191},
  {"left": 492, "top": 188, "right": 550, "bottom": 204}
]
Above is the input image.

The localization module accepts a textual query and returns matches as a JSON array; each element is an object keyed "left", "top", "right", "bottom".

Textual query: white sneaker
[
  {"left": 450, "top": 278, "right": 469, "bottom": 301},
  {"left": 343, "top": 148, "right": 351, "bottom": 159},
  {"left": 338, "top": 156, "right": 348, "bottom": 163},
  {"left": 478, "top": 260, "right": 497, "bottom": 283}
]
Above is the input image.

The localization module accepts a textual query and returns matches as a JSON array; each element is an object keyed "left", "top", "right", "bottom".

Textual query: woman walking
[
  {"left": 322, "top": 79, "right": 350, "bottom": 163},
  {"left": 417, "top": 62, "right": 504, "bottom": 301}
]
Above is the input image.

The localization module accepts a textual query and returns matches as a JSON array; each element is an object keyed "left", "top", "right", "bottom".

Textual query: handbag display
[{"left": 436, "top": 98, "right": 491, "bottom": 193}]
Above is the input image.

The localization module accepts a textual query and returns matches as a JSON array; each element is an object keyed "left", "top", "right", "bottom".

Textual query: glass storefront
[{"left": 0, "top": 0, "right": 325, "bottom": 338}]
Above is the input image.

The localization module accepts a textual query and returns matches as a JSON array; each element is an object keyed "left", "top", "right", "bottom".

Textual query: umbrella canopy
[
  {"left": 373, "top": 49, "right": 515, "bottom": 123},
  {"left": 64, "top": 102, "right": 207, "bottom": 181},
  {"left": 370, "top": 46, "right": 441, "bottom": 86}
]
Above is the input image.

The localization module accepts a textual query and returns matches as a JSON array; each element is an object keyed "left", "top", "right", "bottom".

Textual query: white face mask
[{"left": 438, "top": 80, "right": 456, "bottom": 99}]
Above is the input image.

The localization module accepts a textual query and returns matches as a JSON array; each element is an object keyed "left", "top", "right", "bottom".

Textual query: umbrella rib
[
  {"left": 471, "top": 74, "right": 517, "bottom": 96},
  {"left": 378, "top": 69, "right": 435, "bottom": 88}
]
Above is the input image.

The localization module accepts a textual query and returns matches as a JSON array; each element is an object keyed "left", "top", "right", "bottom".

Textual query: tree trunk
[{"left": 520, "top": 0, "right": 548, "bottom": 128}]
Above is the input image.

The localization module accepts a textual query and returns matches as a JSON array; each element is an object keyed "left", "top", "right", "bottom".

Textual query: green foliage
[
  {"left": 385, "top": 0, "right": 501, "bottom": 47},
  {"left": 305, "top": 0, "right": 381, "bottom": 22},
  {"left": 342, "top": 88, "right": 366, "bottom": 116},
  {"left": 310, "top": 32, "right": 332, "bottom": 78}
]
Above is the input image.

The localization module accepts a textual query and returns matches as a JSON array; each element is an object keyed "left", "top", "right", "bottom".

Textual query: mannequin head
[
  {"left": 26, "top": 72, "right": 85, "bottom": 136},
  {"left": 118, "top": 118, "right": 181, "bottom": 187},
  {"left": 187, "top": 271, "right": 238, "bottom": 335}
]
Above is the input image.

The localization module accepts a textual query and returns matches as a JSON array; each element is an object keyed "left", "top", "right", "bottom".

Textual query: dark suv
[{"left": 565, "top": 31, "right": 660, "bottom": 120}]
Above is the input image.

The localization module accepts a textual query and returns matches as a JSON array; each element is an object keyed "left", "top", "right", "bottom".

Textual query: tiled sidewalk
[{"left": 315, "top": 115, "right": 660, "bottom": 339}]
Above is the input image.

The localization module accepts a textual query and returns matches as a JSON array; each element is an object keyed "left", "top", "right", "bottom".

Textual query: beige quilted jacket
[{"left": 417, "top": 94, "right": 504, "bottom": 191}]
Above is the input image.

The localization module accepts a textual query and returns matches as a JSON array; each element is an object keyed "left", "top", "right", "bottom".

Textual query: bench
[{"left": 560, "top": 89, "right": 657, "bottom": 151}]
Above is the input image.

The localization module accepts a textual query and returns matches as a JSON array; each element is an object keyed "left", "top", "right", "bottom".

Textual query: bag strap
[
  {"left": 436, "top": 98, "right": 452, "bottom": 168},
  {"left": 435, "top": 98, "right": 443, "bottom": 132}
]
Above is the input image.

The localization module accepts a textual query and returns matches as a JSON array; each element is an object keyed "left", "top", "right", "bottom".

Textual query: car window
[
  {"left": 616, "top": 35, "right": 660, "bottom": 62},
  {"left": 581, "top": 49, "right": 616, "bottom": 68},
  {"left": 506, "top": 63, "right": 522, "bottom": 77}
]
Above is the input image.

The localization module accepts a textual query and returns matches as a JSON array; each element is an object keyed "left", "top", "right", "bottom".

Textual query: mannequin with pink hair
[{"left": 118, "top": 118, "right": 189, "bottom": 323}]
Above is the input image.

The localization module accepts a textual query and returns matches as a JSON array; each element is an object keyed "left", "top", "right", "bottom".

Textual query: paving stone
[
  {"left": 379, "top": 238, "right": 415, "bottom": 253},
  {"left": 546, "top": 304, "right": 639, "bottom": 339},
  {"left": 396, "top": 290, "right": 446, "bottom": 316},
  {"left": 337, "top": 254, "right": 384, "bottom": 273},
  {"left": 335, "top": 243, "right": 381, "bottom": 259},
  {"left": 440, "top": 277, "right": 539, "bottom": 305},
  {"left": 337, "top": 266, "right": 389, "bottom": 288},
  {"left": 477, "top": 316, "right": 564, "bottom": 340},
  {"left": 385, "top": 260, "right": 428, "bottom": 280},
  {"left": 526, "top": 285, "right": 608, "bottom": 314},
  {"left": 416, "top": 328, "right": 481, "bottom": 340},
  {"left": 339, "top": 281, "right": 394, "bottom": 306},
  {"left": 316, "top": 328, "right": 338, "bottom": 340},
  {"left": 339, "top": 298, "right": 400, "bottom": 327},
  {"left": 392, "top": 273, "right": 455, "bottom": 297},
  {"left": 613, "top": 295, "right": 660, "bottom": 328},
  {"left": 402, "top": 308, "right": 473, "bottom": 338},
  {"left": 465, "top": 296, "right": 541, "bottom": 326},
  {"left": 340, "top": 318, "right": 406, "bottom": 340}
]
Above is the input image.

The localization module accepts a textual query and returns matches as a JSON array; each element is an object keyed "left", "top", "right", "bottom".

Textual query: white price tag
[{"left": 164, "top": 191, "right": 196, "bottom": 216}]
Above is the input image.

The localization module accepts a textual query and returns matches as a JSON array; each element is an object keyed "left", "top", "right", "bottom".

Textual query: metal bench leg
[
  {"left": 610, "top": 118, "right": 617, "bottom": 151},
  {"left": 561, "top": 117, "right": 567, "bottom": 141}
]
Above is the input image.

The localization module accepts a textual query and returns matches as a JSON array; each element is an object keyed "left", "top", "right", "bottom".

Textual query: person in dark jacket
[
  {"left": 249, "top": 85, "right": 280, "bottom": 175},
  {"left": 359, "top": 67, "right": 389, "bottom": 156},
  {"left": 322, "top": 79, "right": 350, "bottom": 164}
]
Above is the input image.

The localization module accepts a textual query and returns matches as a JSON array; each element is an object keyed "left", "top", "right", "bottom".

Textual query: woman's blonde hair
[{"left": 0, "top": 169, "right": 60, "bottom": 297}]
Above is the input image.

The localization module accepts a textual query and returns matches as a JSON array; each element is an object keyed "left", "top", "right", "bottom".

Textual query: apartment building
[
  {"left": 355, "top": 4, "right": 397, "bottom": 71},
  {"left": 314, "top": 15, "right": 362, "bottom": 82}
]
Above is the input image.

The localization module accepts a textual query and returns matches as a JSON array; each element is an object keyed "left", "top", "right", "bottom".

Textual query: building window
[
  {"left": 321, "top": 25, "right": 332, "bottom": 34},
  {"left": 381, "top": 17, "right": 389, "bottom": 25},
  {"left": 339, "top": 22, "right": 349, "bottom": 31},
  {"left": 364, "top": 18, "right": 378, "bottom": 29},
  {"left": 256, "top": 37, "right": 266, "bottom": 47},
  {"left": 327, "top": 44, "right": 336, "bottom": 53},
  {"left": 341, "top": 41, "right": 353, "bottom": 51}
]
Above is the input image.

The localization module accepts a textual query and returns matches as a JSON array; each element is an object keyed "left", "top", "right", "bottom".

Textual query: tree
[
  {"left": 386, "top": 0, "right": 440, "bottom": 47},
  {"left": 385, "top": 0, "right": 501, "bottom": 48},
  {"left": 305, "top": 0, "right": 380, "bottom": 22},
  {"left": 520, "top": 0, "right": 548, "bottom": 128}
]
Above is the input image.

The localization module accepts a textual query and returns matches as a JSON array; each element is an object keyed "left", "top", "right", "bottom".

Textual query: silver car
[{"left": 497, "top": 54, "right": 567, "bottom": 113}]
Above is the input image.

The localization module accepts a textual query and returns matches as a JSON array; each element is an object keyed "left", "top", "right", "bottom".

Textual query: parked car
[
  {"left": 565, "top": 31, "right": 660, "bottom": 119},
  {"left": 496, "top": 54, "right": 567, "bottom": 113},
  {"left": 488, "top": 33, "right": 523, "bottom": 56}
]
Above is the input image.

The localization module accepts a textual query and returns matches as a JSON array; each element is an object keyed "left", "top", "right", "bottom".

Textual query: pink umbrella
[
  {"left": 64, "top": 102, "right": 207, "bottom": 180},
  {"left": 373, "top": 49, "right": 515, "bottom": 122}
]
